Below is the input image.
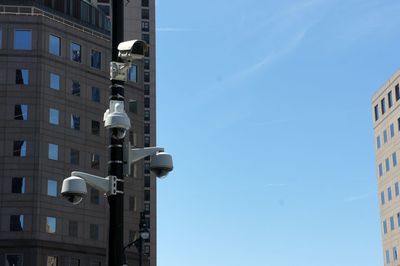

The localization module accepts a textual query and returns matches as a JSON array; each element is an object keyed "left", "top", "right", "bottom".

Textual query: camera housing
[
  {"left": 103, "top": 100, "right": 130, "bottom": 139},
  {"left": 150, "top": 152, "right": 174, "bottom": 178},
  {"left": 118, "top": 40, "right": 147, "bottom": 62},
  {"left": 61, "top": 176, "right": 87, "bottom": 205}
]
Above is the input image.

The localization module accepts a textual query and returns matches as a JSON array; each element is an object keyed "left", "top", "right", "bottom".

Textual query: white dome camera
[
  {"left": 118, "top": 40, "right": 148, "bottom": 63},
  {"left": 104, "top": 100, "right": 131, "bottom": 139},
  {"left": 150, "top": 152, "right": 174, "bottom": 178},
  {"left": 61, "top": 176, "right": 87, "bottom": 205}
]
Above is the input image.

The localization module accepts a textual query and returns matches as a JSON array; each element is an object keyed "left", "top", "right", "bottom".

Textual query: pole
[
  {"left": 139, "top": 238, "right": 143, "bottom": 266},
  {"left": 108, "top": 1, "right": 125, "bottom": 266}
]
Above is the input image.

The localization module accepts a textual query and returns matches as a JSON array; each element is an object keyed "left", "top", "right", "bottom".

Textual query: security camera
[
  {"left": 150, "top": 152, "right": 174, "bottom": 178},
  {"left": 118, "top": 40, "right": 147, "bottom": 62},
  {"left": 104, "top": 100, "right": 131, "bottom": 139},
  {"left": 61, "top": 176, "right": 87, "bottom": 205}
]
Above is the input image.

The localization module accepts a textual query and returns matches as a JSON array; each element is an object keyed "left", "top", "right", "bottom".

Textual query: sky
[{"left": 154, "top": 0, "right": 400, "bottom": 265}]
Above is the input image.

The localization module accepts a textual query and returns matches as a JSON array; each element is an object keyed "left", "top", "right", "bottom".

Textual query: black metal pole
[
  {"left": 139, "top": 238, "right": 143, "bottom": 266},
  {"left": 108, "top": 1, "right": 125, "bottom": 266}
]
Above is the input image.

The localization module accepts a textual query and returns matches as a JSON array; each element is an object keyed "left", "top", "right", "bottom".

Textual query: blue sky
[{"left": 154, "top": 1, "right": 400, "bottom": 265}]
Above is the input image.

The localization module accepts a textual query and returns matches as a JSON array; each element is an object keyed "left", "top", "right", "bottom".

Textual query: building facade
[
  {"left": 0, "top": 1, "right": 155, "bottom": 265},
  {"left": 373, "top": 70, "right": 400, "bottom": 266}
]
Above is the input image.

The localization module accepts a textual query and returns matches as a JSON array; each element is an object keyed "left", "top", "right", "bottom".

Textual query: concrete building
[
  {"left": 373, "top": 70, "right": 400, "bottom": 266},
  {"left": 0, "top": 0, "right": 156, "bottom": 265}
]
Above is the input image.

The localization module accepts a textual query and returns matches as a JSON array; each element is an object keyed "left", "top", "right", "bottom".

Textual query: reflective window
[
  {"left": 47, "top": 256, "right": 58, "bottom": 266},
  {"left": 71, "top": 149, "right": 79, "bottom": 165},
  {"left": 91, "top": 87, "right": 100, "bottom": 102},
  {"left": 398, "top": 212, "right": 400, "bottom": 227},
  {"left": 142, "top": 0, "right": 149, "bottom": 6},
  {"left": 91, "top": 120, "right": 100, "bottom": 135},
  {"left": 70, "top": 42, "right": 81, "bottom": 62},
  {"left": 394, "top": 247, "right": 398, "bottom": 262},
  {"left": 142, "top": 33, "right": 150, "bottom": 44},
  {"left": 128, "top": 66, "right": 137, "bottom": 82},
  {"left": 50, "top": 73, "right": 60, "bottom": 90},
  {"left": 374, "top": 104, "right": 379, "bottom": 121},
  {"left": 90, "top": 224, "right": 99, "bottom": 240},
  {"left": 49, "top": 34, "right": 61, "bottom": 56},
  {"left": 69, "top": 220, "right": 78, "bottom": 237},
  {"left": 391, "top": 124, "right": 395, "bottom": 138},
  {"left": 49, "top": 108, "right": 59, "bottom": 125},
  {"left": 13, "top": 140, "right": 27, "bottom": 157},
  {"left": 72, "top": 80, "right": 80, "bottom": 96},
  {"left": 142, "top": 21, "right": 149, "bottom": 32},
  {"left": 16, "top": 69, "right": 29, "bottom": 85},
  {"left": 384, "top": 130, "right": 388, "bottom": 143},
  {"left": 144, "top": 110, "right": 150, "bottom": 121},
  {"left": 389, "top": 187, "right": 393, "bottom": 201},
  {"left": 12, "top": 177, "right": 26, "bottom": 193},
  {"left": 91, "top": 153, "right": 100, "bottom": 169},
  {"left": 10, "top": 215, "right": 24, "bottom": 231},
  {"left": 144, "top": 97, "right": 150, "bottom": 108},
  {"left": 142, "top": 9, "right": 149, "bottom": 19},
  {"left": 14, "top": 104, "right": 28, "bottom": 120},
  {"left": 91, "top": 50, "right": 101, "bottom": 69},
  {"left": 144, "top": 136, "right": 150, "bottom": 147},
  {"left": 6, "top": 254, "right": 23, "bottom": 266},
  {"left": 390, "top": 216, "right": 395, "bottom": 229},
  {"left": 47, "top": 180, "right": 57, "bottom": 197},
  {"left": 90, "top": 188, "right": 99, "bottom": 204},
  {"left": 382, "top": 98, "right": 386, "bottom": 115},
  {"left": 14, "top": 30, "right": 32, "bottom": 50},
  {"left": 383, "top": 220, "right": 387, "bottom": 234},
  {"left": 381, "top": 191, "right": 385, "bottom": 205},
  {"left": 397, "top": 84, "right": 400, "bottom": 101},
  {"left": 389, "top": 91, "right": 393, "bottom": 108},
  {"left": 144, "top": 84, "right": 150, "bottom": 95},
  {"left": 144, "top": 203, "right": 150, "bottom": 213},
  {"left": 144, "top": 189, "right": 150, "bottom": 201},
  {"left": 144, "top": 71, "right": 150, "bottom": 82},
  {"left": 396, "top": 182, "right": 400, "bottom": 197},
  {"left": 46, "top": 217, "right": 56, "bottom": 234},
  {"left": 377, "top": 136, "right": 381, "bottom": 149},
  {"left": 144, "top": 59, "right": 150, "bottom": 70},
  {"left": 48, "top": 144, "right": 58, "bottom": 160},
  {"left": 129, "top": 100, "right": 137, "bottom": 113},
  {"left": 386, "top": 158, "right": 390, "bottom": 172},
  {"left": 144, "top": 123, "right": 150, "bottom": 134},
  {"left": 145, "top": 175, "right": 150, "bottom": 187},
  {"left": 71, "top": 114, "right": 80, "bottom": 130},
  {"left": 387, "top": 249, "right": 391, "bottom": 264},
  {"left": 393, "top": 153, "right": 397, "bottom": 167}
]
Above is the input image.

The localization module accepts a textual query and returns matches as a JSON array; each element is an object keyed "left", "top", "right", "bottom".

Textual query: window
[
  {"left": 381, "top": 191, "right": 385, "bottom": 205},
  {"left": 13, "top": 140, "right": 27, "bottom": 157},
  {"left": 383, "top": 220, "right": 388, "bottom": 234},
  {"left": 142, "top": 34, "right": 150, "bottom": 44},
  {"left": 142, "top": 0, "right": 149, "bottom": 6},
  {"left": 98, "top": 4, "right": 110, "bottom": 16},
  {"left": 14, "top": 30, "right": 32, "bottom": 50},
  {"left": 144, "top": 110, "right": 150, "bottom": 121},
  {"left": 377, "top": 136, "right": 381, "bottom": 149},
  {"left": 391, "top": 123, "right": 395, "bottom": 138},
  {"left": 49, "top": 108, "right": 59, "bottom": 125},
  {"left": 6, "top": 254, "right": 23, "bottom": 266},
  {"left": 69, "top": 220, "right": 78, "bottom": 237},
  {"left": 128, "top": 66, "right": 137, "bottom": 81},
  {"left": 142, "top": 21, "right": 149, "bottom": 32},
  {"left": 91, "top": 50, "right": 101, "bottom": 69},
  {"left": 386, "top": 158, "right": 390, "bottom": 172},
  {"left": 46, "top": 217, "right": 56, "bottom": 233},
  {"left": 389, "top": 91, "right": 393, "bottom": 108},
  {"left": 72, "top": 81, "right": 80, "bottom": 96},
  {"left": 145, "top": 175, "right": 150, "bottom": 187},
  {"left": 129, "top": 196, "right": 136, "bottom": 211},
  {"left": 144, "top": 84, "right": 150, "bottom": 95},
  {"left": 0, "top": 29, "right": 2, "bottom": 49},
  {"left": 396, "top": 182, "right": 399, "bottom": 197},
  {"left": 70, "top": 114, "right": 80, "bottom": 130},
  {"left": 10, "top": 215, "right": 24, "bottom": 231},
  {"left": 144, "top": 136, "right": 150, "bottom": 147},
  {"left": 389, "top": 187, "right": 393, "bottom": 201},
  {"left": 391, "top": 216, "right": 395, "bottom": 230},
  {"left": 374, "top": 105, "right": 379, "bottom": 121},
  {"left": 396, "top": 84, "right": 400, "bottom": 101},
  {"left": 144, "top": 163, "right": 150, "bottom": 174},
  {"left": 387, "top": 249, "right": 391, "bottom": 264},
  {"left": 90, "top": 262, "right": 101, "bottom": 266},
  {"left": 142, "top": 9, "right": 149, "bottom": 19},
  {"left": 48, "top": 144, "right": 59, "bottom": 160},
  {"left": 92, "top": 120, "right": 100, "bottom": 135},
  {"left": 382, "top": 98, "right": 386, "bottom": 115},
  {"left": 144, "top": 123, "right": 150, "bottom": 134},
  {"left": 50, "top": 73, "right": 60, "bottom": 90},
  {"left": 47, "top": 256, "right": 58, "bottom": 266},
  {"left": 47, "top": 180, "right": 57, "bottom": 197},
  {"left": 91, "top": 154, "right": 100, "bottom": 169},
  {"left": 70, "top": 42, "right": 81, "bottom": 62},
  {"left": 90, "top": 188, "right": 99, "bottom": 204},
  {"left": 49, "top": 34, "right": 61, "bottom": 56},
  {"left": 144, "top": 71, "right": 150, "bottom": 82},
  {"left": 90, "top": 224, "right": 99, "bottom": 240},
  {"left": 70, "top": 258, "right": 81, "bottom": 266},
  {"left": 91, "top": 87, "right": 100, "bottom": 102},
  {"left": 384, "top": 130, "right": 388, "bottom": 143},
  {"left": 393, "top": 153, "right": 397, "bottom": 167},
  {"left": 398, "top": 213, "right": 400, "bottom": 227},
  {"left": 394, "top": 247, "right": 398, "bottom": 262},
  {"left": 129, "top": 100, "right": 137, "bottom": 113},
  {"left": 144, "top": 189, "right": 150, "bottom": 201},
  {"left": 16, "top": 69, "right": 29, "bottom": 85},
  {"left": 144, "top": 97, "right": 150, "bottom": 108},
  {"left": 70, "top": 149, "right": 79, "bottom": 165},
  {"left": 144, "top": 59, "right": 150, "bottom": 70},
  {"left": 12, "top": 177, "right": 26, "bottom": 193},
  {"left": 144, "top": 203, "right": 150, "bottom": 214},
  {"left": 14, "top": 104, "right": 28, "bottom": 120}
]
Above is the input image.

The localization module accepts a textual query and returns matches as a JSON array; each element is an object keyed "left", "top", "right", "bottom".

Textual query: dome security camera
[
  {"left": 61, "top": 176, "right": 87, "bottom": 205},
  {"left": 103, "top": 100, "right": 131, "bottom": 139},
  {"left": 150, "top": 152, "right": 174, "bottom": 178}
]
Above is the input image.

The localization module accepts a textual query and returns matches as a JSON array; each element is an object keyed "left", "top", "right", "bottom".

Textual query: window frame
[
  {"left": 14, "top": 29, "right": 32, "bottom": 50},
  {"left": 49, "top": 34, "right": 61, "bottom": 56}
]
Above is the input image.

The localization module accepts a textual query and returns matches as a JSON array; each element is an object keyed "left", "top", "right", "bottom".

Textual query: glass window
[
  {"left": 90, "top": 224, "right": 99, "bottom": 240},
  {"left": 382, "top": 98, "right": 386, "bottom": 115},
  {"left": 13, "top": 140, "right": 27, "bottom": 157},
  {"left": 129, "top": 100, "right": 137, "bottom": 113},
  {"left": 374, "top": 105, "right": 379, "bottom": 121},
  {"left": 16, "top": 69, "right": 29, "bottom": 85},
  {"left": 144, "top": 71, "right": 150, "bottom": 82},
  {"left": 49, "top": 108, "right": 59, "bottom": 125},
  {"left": 142, "top": 9, "right": 149, "bottom": 19},
  {"left": 50, "top": 73, "right": 60, "bottom": 90},
  {"left": 14, "top": 104, "right": 28, "bottom": 120},
  {"left": 91, "top": 87, "right": 100, "bottom": 102},
  {"left": 144, "top": 136, "right": 150, "bottom": 147},
  {"left": 14, "top": 30, "right": 32, "bottom": 50},
  {"left": 383, "top": 220, "right": 388, "bottom": 234},
  {"left": 70, "top": 42, "right": 81, "bottom": 62},
  {"left": 394, "top": 247, "right": 398, "bottom": 262},
  {"left": 396, "top": 84, "right": 400, "bottom": 101},
  {"left": 48, "top": 144, "right": 58, "bottom": 160},
  {"left": 6, "top": 254, "right": 23, "bottom": 266},
  {"left": 12, "top": 177, "right": 26, "bottom": 193},
  {"left": 145, "top": 175, "right": 150, "bottom": 187},
  {"left": 47, "top": 180, "right": 57, "bottom": 197},
  {"left": 393, "top": 153, "right": 397, "bottom": 167},
  {"left": 47, "top": 256, "right": 58, "bottom": 266},
  {"left": 390, "top": 216, "right": 395, "bottom": 229},
  {"left": 49, "top": 34, "right": 61, "bottom": 56},
  {"left": 386, "top": 158, "right": 390, "bottom": 172},
  {"left": 91, "top": 120, "right": 100, "bottom": 135},
  {"left": 377, "top": 136, "right": 381, "bottom": 149},
  {"left": 72, "top": 80, "right": 80, "bottom": 96},
  {"left": 387, "top": 249, "right": 391, "bottom": 264},
  {"left": 128, "top": 66, "right": 137, "bottom": 81},
  {"left": 142, "top": 21, "right": 149, "bottom": 32},
  {"left": 46, "top": 217, "right": 56, "bottom": 233},
  {"left": 69, "top": 220, "right": 78, "bottom": 237},
  {"left": 398, "top": 213, "right": 400, "bottom": 227},
  {"left": 389, "top": 187, "right": 392, "bottom": 201},
  {"left": 396, "top": 182, "right": 399, "bottom": 197},
  {"left": 91, "top": 154, "right": 100, "bottom": 169},
  {"left": 70, "top": 258, "right": 80, "bottom": 266},
  {"left": 381, "top": 191, "right": 385, "bottom": 205},
  {"left": 389, "top": 91, "right": 393, "bottom": 108},
  {"left": 144, "top": 59, "right": 150, "bottom": 70},
  {"left": 70, "top": 114, "right": 80, "bottom": 130},
  {"left": 70, "top": 149, "right": 79, "bottom": 165},
  {"left": 91, "top": 50, "right": 101, "bottom": 69},
  {"left": 90, "top": 188, "right": 99, "bottom": 204},
  {"left": 144, "top": 84, "right": 150, "bottom": 95},
  {"left": 391, "top": 123, "right": 395, "bottom": 138},
  {"left": 384, "top": 130, "right": 388, "bottom": 143},
  {"left": 144, "top": 189, "right": 150, "bottom": 201},
  {"left": 144, "top": 163, "right": 150, "bottom": 174},
  {"left": 142, "top": 33, "right": 150, "bottom": 44},
  {"left": 144, "top": 123, "right": 150, "bottom": 134},
  {"left": 142, "top": 0, "right": 149, "bottom": 6},
  {"left": 144, "top": 110, "right": 150, "bottom": 121},
  {"left": 10, "top": 215, "right": 24, "bottom": 231},
  {"left": 144, "top": 97, "right": 150, "bottom": 108},
  {"left": 144, "top": 203, "right": 150, "bottom": 214}
]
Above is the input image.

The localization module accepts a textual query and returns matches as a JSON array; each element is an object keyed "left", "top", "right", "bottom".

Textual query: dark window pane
[
  {"left": 144, "top": 72, "right": 150, "bottom": 82},
  {"left": 144, "top": 110, "right": 150, "bottom": 121},
  {"left": 129, "top": 196, "right": 135, "bottom": 211},
  {"left": 70, "top": 149, "right": 79, "bottom": 165},
  {"left": 72, "top": 81, "right": 80, "bottom": 96},
  {"left": 381, "top": 98, "right": 386, "bottom": 115},
  {"left": 92, "top": 120, "right": 100, "bottom": 135},
  {"left": 144, "top": 97, "right": 150, "bottom": 108},
  {"left": 144, "top": 136, "right": 150, "bottom": 147},
  {"left": 144, "top": 123, "right": 150, "bottom": 134},
  {"left": 14, "top": 104, "right": 28, "bottom": 120},
  {"left": 91, "top": 50, "right": 101, "bottom": 69},
  {"left": 90, "top": 188, "right": 99, "bottom": 204},
  {"left": 145, "top": 175, "right": 150, "bottom": 187},
  {"left": 6, "top": 254, "right": 23, "bottom": 266},
  {"left": 388, "top": 91, "right": 393, "bottom": 108},
  {"left": 92, "top": 87, "right": 100, "bottom": 102},
  {"left": 142, "top": 9, "right": 149, "bottom": 19},
  {"left": 14, "top": 30, "right": 32, "bottom": 50},
  {"left": 144, "top": 85, "right": 150, "bottom": 95},
  {"left": 12, "top": 177, "right": 25, "bottom": 193},
  {"left": 142, "top": 21, "right": 149, "bottom": 32},
  {"left": 90, "top": 224, "right": 99, "bottom": 240},
  {"left": 129, "top": 100, "right": 137, "bottom": 113},
  {"left": 10, "top": 215, "right": 24, "bottom": 231},
  {"left": 13, "top": 140, "right": 27, "bottom": 157},
  {"left": 71, "top": 114, "right": 80, "bottom": 130},
  {"left": 144, "top": 190, "right": 150, "bottom": 201},
  {"left": 70, "top": 258, "right": 81, "bottom": 266},
  {"left": 69, "top": 220, "right": 78, "bottom": 237},
  {"left": 396, "top": 84, "right": 400, "bottom": 101},
  {"left": 144, "top": 59, "right": 150, "bottom": 70},
  {"left": 91, "top": 154, "right": 100, "bottom": 169},
  {"left": 142, "top": 33, "right": 150, "bottom": 44},
  {"left": 16, "top": 69, "right": 29, "bottom": 85},
  {"left": 70, "top": 42, "right": 81, "bottom": 62},
  {"left": 142, "top": 0, "right": 149, "bottom": 6}
]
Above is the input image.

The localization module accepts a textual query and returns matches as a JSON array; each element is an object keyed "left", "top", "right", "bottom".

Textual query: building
[
  {"left": 373, "top": 70, "right": 400, "bottom": 266},
  {"left": 0, "top": 0, "right": 156, "bottom": 265}
]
